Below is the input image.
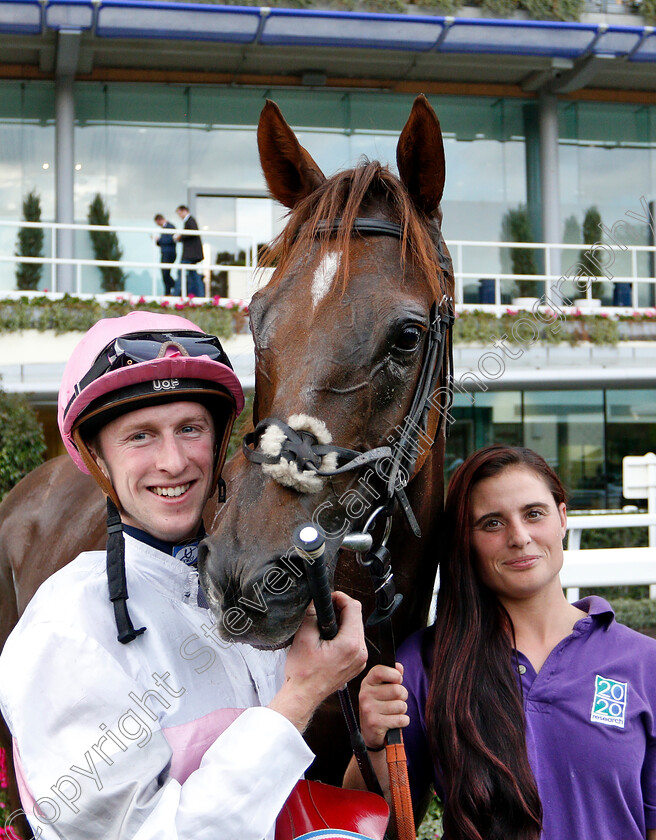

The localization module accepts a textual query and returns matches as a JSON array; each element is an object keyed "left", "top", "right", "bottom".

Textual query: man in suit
[
  {"left": 154, "top": 214, "right": 177, "bottom": 295},
  {"left": 174, "top": 205, "right": 205, "bottom": 297}
]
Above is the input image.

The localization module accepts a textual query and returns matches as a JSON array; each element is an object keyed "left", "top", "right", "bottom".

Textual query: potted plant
[
  {"left": 501, "top": 205, "right": 541, "bottom": 303},
  {"left": 87, "top": 194, "right": 127, "bottom": 292},
  {"left": 578, "top": 206, "right": 604, "bottom": 306},
  {"left": 15, "top": 189, "right": 44, "bottom": 291}
]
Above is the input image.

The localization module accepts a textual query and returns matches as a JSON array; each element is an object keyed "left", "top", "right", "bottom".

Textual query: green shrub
[
  {"left": 15, "top": 189, "right": 44, "bottom": 291},
  {"left": 417, "top": 789, "right": 444, "bottom": 840},
  {"left": 88, "top": 194, "right": 127, "bottom": 292},
  {"left": 500, "top": 206, "right": 540, "bottom": 297},
  {"left": 609, "top": 598, "right": 656, "bottom": 633},
  {"left": 521, "top": 0, "right": 584, "bottom": 18},
  {"left": 639, "top": 0, "right": 656, "bottom": 23},
  {"left": 227, "top": 391, "right": 255, "bottom": 459},
  {"left": 579, "top": 206, "right": 605, "bottom": 299},
  {"left": 481, "top": 0, "right": 518, "bottom": 13},
  {"left": 0, "top": 294, "right": 238, "bottom": 338},
  {"left": 0, "top": 389, "right": 46, "bottom": 501}
]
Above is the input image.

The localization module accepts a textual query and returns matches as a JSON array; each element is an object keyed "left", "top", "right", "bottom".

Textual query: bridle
[
  {"left": 242, "top": 216, "right": 455, "bottom": 540},
  {"left": 242, "top": 215, "right": 455, "bottom": 808}
]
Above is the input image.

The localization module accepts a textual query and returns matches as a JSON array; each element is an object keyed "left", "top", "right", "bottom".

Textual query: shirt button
[{"left": 518, "top": 664, "right": 527, "bottom": 675}]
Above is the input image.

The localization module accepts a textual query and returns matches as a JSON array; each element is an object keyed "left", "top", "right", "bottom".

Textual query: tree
[
  {"left": 87, "top": 193, "right": 127, "bottom": 292},
  {"left": 0, "top": 389, "right": 46, "bottom": 501},
  {"left": 580, "top": 206, "right": 604, "bottom": 299},
  {"left": 15, "top": 189, "right": 44, "bottom": 291},
  {"left": 501, "top": 205, "right": 540, "bottom": 297}
]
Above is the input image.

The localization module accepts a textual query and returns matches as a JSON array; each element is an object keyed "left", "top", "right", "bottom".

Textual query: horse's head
[{"left": 199, "top": 95, "right": 453, "bottom": 647}]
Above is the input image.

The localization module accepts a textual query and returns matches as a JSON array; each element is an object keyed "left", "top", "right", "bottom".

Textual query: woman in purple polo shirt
[{"left": 345, "top": 444, "right": 656, "bottom": 840}]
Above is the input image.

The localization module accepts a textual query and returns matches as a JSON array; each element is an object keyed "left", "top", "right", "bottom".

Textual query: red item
[{"left": 275, "top": 780, "right": 389, "bottom": 840}]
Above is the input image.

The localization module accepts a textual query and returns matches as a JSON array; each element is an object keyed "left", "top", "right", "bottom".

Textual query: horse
[
  {"left": 0, "top": 94, "right": 453, "bottom": 836},
  {"left": 198, "top": 95, "right": 453, "bottom": 780}
]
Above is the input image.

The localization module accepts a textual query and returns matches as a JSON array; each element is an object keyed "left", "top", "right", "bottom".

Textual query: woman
[{"left": 346, "top": 444, "right": 656, "bottom": 840}]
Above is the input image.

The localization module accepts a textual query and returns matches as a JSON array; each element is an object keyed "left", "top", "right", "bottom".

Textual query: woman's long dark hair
[{"left": 426, "top": 445, "right": 566, "bottom": 840}]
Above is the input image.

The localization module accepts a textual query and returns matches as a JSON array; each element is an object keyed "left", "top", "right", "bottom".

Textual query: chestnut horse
[
  {"left": 0, "top": 94, "right": 452, "bottom": 836},
  {"left": 200, "top": 95, "right": 453, "bottom": 778}
]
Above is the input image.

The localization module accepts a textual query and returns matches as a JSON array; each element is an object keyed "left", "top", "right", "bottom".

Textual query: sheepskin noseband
[{"left": 259, "top": 414, "right": 339, "bottom": 494}]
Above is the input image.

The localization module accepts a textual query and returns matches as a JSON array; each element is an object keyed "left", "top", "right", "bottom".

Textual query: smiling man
[{"left": 0, "top": 311, "right": 368, "bottom": 840}]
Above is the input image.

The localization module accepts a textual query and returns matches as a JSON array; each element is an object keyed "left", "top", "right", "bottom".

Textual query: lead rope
[
  {"left": 292, "top": 527, "right": 385, "bottom": 800},
  {"left": 359, "top": 510, "right": 416, "bottom": 840}
]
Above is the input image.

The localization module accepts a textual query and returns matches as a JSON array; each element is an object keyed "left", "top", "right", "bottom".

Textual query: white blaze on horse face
[{"left": 312, "top": 250, "right": 340, "bottom": 308}]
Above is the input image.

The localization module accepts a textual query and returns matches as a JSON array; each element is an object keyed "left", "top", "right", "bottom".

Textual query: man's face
[
  {"left": 176, "top": 208, "right": 186, "bottom": 220},
  {"left": 93, "top": 401, "right": 215, "bottom": 543},
  {"left": 155, "top": 217, "right": 165, "bottom": 227}
]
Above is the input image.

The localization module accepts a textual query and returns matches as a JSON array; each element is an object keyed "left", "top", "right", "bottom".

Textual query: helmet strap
[{"left": 106, "top": 497, "right": 146, "bottom": 644}]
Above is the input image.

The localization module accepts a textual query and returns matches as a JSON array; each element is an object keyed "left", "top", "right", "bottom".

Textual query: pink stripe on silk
[
  {"left": 12, "top": 738, "right": 36, "bottom": 814},
  {"left": 162, "top": 708, "right": 244, "bottom": 784}
]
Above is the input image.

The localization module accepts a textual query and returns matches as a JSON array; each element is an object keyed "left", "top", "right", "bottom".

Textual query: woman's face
[{"left": 469, "top": 465, "right": 567, "bottom": 605}]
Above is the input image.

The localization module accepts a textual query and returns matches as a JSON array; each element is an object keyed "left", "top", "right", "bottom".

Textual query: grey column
[
  {"left": 538, "top": 91, "right": 561, "bottom": 298},
  {"left": 55, "top": 31, "right": 81, "bottom": 293}
]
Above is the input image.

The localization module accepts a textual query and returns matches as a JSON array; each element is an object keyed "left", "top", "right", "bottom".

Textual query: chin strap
[{"left": 106, "top": 497, "right": 147, "bottom": 644}]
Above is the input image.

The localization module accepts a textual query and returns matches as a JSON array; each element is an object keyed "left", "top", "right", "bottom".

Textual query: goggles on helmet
[{"left": 77, "top": 330, "right": 232, "bottom": 393}]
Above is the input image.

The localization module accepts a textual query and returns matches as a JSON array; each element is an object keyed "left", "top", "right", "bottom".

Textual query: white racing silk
[{"left": 0, "top": 535, "right": 314, "bottom": 840}]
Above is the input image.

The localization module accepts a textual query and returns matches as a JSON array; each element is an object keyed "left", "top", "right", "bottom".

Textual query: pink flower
[
  {"left": 174, "top": 302, "right": 185, "bottom": 310},
  {"left": 159, "top": 299, "right": 169, "bottom": 307},
  {"left": 137, "top": 296, "right": 146, "bottom": 304},
  {"left": 0, "top": 746, "right": 8, "bottom": 788}
]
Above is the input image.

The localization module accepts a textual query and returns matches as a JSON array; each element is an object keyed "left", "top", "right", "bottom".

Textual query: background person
[
  {"left": 153, "top": 213, "right": 177, "bottom": 295},
  {"left": 346, "top": 444, "right": 656, "bottom": 840},
  {"left": 174, "top": 205, "right": 204, "bottom": 297},
  {"left": 0, "top": 311, "right": 368, "bottom": 840}
]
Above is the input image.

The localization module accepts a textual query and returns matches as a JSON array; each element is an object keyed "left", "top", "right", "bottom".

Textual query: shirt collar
[
  {"left": 123, "top": 524, "right": 206, "bottom": 565},
  {"left": 573, "top": 594, "right": 615, "bottom": 628}
]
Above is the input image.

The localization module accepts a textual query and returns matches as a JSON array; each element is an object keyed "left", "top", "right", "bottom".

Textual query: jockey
[{"left": 0, "top": 311, "right": 368, "bottom": 840}]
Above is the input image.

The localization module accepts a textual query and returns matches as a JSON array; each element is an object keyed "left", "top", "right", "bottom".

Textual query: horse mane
[{"left": 260, "top": 159, "right": 448, "bottom": 299}]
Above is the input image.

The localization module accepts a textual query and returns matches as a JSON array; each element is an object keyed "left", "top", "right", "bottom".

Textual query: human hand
[
  {"left": 358, "top": 663, "right": 409, "bottom": 750},
  {"left": 268, "top": 591, "right": 367, "bottom": 732}
]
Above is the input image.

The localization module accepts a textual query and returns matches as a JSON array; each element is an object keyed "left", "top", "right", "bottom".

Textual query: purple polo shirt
[{"left": 398, "top": 596, "right": 656, "bottom": 839}]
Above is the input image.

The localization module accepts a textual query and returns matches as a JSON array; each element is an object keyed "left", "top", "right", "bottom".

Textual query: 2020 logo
[{"left": 590, "top": 675, "right": 627, "bottom": 728}]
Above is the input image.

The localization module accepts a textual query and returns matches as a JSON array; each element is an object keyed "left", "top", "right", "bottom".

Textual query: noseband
[{"left": 242, "top": 216, "right": 454, "bottom": 539}]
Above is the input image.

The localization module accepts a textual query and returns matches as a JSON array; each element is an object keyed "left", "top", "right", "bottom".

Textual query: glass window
[
  {"left": 0, "top": 81, "right": 55, "bottom": 291},
  {"left": 558, "top": 101, "right": 655, "bottom": 307},
  {"left": 606, "top": 389, "right": 656, "bottom": 507},
  {"left": 445, "top": 391, "right": 522, "bottom": 483},
  {"left": 523, "top": 390, "right": 604, "bottom": 510}
]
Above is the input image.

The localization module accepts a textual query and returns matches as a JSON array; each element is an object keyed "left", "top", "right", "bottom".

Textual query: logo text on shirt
[{"left": 590, "top": 674, "right": 627, "bottom": 728}]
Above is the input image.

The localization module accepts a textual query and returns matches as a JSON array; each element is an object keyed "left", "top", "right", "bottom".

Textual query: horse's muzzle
[{"left": 198, "top": 539, "right": 326, "bottom": 647}]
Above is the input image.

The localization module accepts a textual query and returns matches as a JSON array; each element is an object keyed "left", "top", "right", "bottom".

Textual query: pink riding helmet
[{"left": 58, "top": 311, "right": 244, "bottom": 496}]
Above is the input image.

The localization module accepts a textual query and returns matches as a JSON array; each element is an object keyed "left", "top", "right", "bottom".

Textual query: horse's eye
[{"left": 395, "top": 324, "right": 423, "bottom": 352}]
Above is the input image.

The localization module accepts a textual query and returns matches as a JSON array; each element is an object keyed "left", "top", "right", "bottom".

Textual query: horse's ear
[
  {"left": 396, "top": 94, "right": 445, "bottom": 217},
  {"left": 257, "top": 100, "right": 326, "bottom": 209}
]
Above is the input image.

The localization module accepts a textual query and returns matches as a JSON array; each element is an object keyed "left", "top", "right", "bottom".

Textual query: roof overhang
[{"left": 1, "top": 0, "right": 655, "bottom": 95}]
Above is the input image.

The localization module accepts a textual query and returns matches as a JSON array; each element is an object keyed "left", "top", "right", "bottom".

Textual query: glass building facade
[
  {"left": 446, "top": 388, "right": 656, "bottom": 510},
  {"left": 2, "top": 80, "right": 655, "bottom": 294}
]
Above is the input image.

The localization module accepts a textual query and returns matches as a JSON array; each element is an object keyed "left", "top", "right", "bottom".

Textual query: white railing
[
  {"left": 563, "top": 512, "right": 656, "bottom": 602},
  {"left": 0, "top": 220, "right": 261, "bottom": 298},
  {"left": 1, "top": 220, "right": 656, "bottom": 307},
  {"left": 449, "top": 239, "right": 656, "bottom": 311}
]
